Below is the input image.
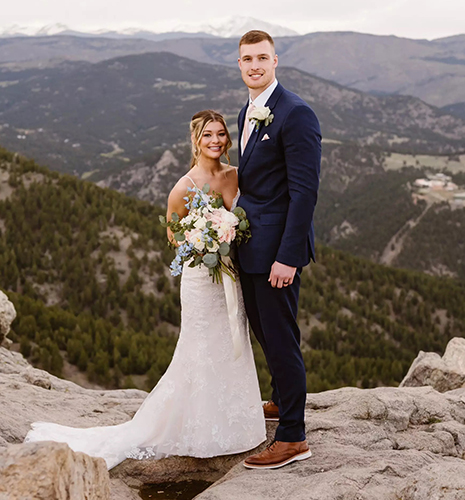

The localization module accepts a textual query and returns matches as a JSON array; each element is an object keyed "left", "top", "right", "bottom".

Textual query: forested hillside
[
  {"left": 97, "top": 141, "right": 465, "bottom": 280},
  {"left": 316, "top": 146, "right": 465, "bottom": 280},
  {"left": 1, "top": 147, "right": 465, "bottom": 398}
]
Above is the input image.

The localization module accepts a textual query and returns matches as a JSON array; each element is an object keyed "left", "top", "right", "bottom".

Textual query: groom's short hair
[{"left": 239, "top": 30, "right": 275, "bottom": 49}]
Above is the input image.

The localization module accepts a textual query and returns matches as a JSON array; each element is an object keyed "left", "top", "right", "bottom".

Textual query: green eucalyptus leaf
[
  {"left": 233, "top": 206, "right": 246, "bottom": 217},
  {"left": 203, "top": 253, "right": 218, "bottom": 268},
  {"left": 218, "top": 242, "right": 230, "bottom": 256},
  {"left": 239, "top": 220, "right": 248, "bottom": 231},
  {"left": 194, "top": 256, "right": 203, "bottom": 266},
  {"left": 202, "top": 183, "right": 210, "bottom": 194},
  {"left": 174, "top": 232, "right": 185, "bottom": 242},
  {"left": 206, "top": 221, "right": 212, "bottom": 229},
  {"left": 171, "top": 212, "right": 180, "bottom": 222}
]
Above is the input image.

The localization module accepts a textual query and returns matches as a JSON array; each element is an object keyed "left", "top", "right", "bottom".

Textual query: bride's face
[{"left": 197, "top": 121, "right": 228, "bottom": 160}]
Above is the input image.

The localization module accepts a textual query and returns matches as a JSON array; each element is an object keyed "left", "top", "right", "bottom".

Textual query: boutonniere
[{"left": 249, "top": 106, "right": 274, "bottom": 131}]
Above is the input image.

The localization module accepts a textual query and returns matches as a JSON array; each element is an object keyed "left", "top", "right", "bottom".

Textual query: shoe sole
[
  {"left": 243, "top": 449, "right": 312, "bottom": 469},
  {"left": 265, "top": 417, "right": 279, "bottom": 422}
]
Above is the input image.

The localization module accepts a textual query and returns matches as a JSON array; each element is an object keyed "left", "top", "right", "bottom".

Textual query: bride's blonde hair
[{"left": 189, "top": 110, "right": 232, "bottom": 169}]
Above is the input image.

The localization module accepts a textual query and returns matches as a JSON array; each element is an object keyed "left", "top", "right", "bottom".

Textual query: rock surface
[
  {"left": 2, "top": 346, "right": 465, "bottom": 499},
  {"left": 0, "top": 441, "right": 110, "bottom": 500},
  {"left": 400, "top": 337, "right": 465, "bottom": 392},
  {"left": 197, "top": 386, "right": 465, "bottom": 500},
  {"left": 0, "top": 347, "right": 147, "bottom": 448},
  {"left": 0, "top": 290, "right": 16, "bottom": 345}
]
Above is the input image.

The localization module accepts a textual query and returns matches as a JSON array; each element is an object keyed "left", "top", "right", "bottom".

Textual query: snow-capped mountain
[
  {"left": 0, "top": 17, "right": 299, "bottom": 39},
  {"left": 0, "top": 24, "right": 41, "bottom": 37},
  {"left": 173, "top": 17, "right": 299, "bottom": 38},
  {"left": 0, "top": 23, "right": 73, "bottom": 37},
  {"left": 34, "top": 23, "right": 71, "bottom": 36}
]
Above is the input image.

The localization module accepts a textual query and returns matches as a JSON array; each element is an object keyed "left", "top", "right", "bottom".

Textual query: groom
[{"left": 236, "top": 30, "right": 321, "bottom": 469}]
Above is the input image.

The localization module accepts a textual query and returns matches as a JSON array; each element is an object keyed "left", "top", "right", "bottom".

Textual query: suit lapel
[
  {"left": 238, "top": 83, "right": 285, "bottom": 174},
  {"left": 239, "top": 122, "right": 260, "bottom": 172},
  {"left": 264, "top": 82, "right": 284, "bottom": 112}
]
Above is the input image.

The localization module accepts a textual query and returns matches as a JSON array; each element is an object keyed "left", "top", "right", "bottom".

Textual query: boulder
[
  {"left": 110, "top": 429, "right": 274, "bottom": 488},
  {"left": 400, "top": 337, "right": 465, "bottom": 392},
  {"left": 0, "top": 441, "right": 110, "bottom": 500},
  {"left": 109, "top": 478, "right": 140, "bottom": 500},
  {"left": 0, "top": 291, "right": 16, "bottom": 345}
]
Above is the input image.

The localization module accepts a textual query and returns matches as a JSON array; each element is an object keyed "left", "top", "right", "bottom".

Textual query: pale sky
[{"left": 2, "top": 0, "right": 465, "bottom": 40}]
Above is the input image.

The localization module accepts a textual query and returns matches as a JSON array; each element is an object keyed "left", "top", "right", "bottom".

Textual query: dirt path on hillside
[{"left": 379, "top": 202, "right": 433, "bottom": 265}]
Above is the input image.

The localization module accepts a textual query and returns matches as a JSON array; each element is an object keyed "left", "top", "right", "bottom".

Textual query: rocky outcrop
[
  {"left": 0, "top": 290, "right": 16, "bottom": 345},
  {"left": 0, "top": 441, "right": 110, "bottom": 500},
  {"left": 400, "top": 337, "right": 465, "bottom": 392},
  {"left": 197, "top": 386, "right": 465, "bottom": 500},
  {"left": 0, "top": 348, "right": 147, "bottom": 448},
  {"left": 0, "top": 347, "right": 147, "bottom": 499},
  {"left": 96, "top": 149, "right": 185, "bottom": 206},
  {"left": 2, "top": 344, "right": 465, "bottom": 499}
]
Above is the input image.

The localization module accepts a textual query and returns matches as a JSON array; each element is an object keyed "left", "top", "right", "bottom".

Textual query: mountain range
[
  {"left": 0, "top": 50, "right": 463, "bottom": 179},
  {"left": 1, "top": 31, "right": 465, "bottom": 107},
  {"left": 0, "top": 17, "right": 298, "bottom": 39},
  {"left": 1, "top": 31, "right": 465, "bottom": 282}
]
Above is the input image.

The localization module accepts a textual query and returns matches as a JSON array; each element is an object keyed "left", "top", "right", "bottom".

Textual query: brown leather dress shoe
[
  {"left": 263, "top": 400, "right": 280, "bottom": 421},
  {"left": 243, "top": 440, "right": 312, "bottom": 469}
]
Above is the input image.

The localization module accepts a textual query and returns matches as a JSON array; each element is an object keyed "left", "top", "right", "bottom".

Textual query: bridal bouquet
[{"left": 159, "top": 184, "right": 251, "bottom": 283}]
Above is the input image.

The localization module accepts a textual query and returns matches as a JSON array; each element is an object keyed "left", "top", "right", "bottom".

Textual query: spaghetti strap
[{"left": 183, "top": 174, "right": 198, "bottom": 188}]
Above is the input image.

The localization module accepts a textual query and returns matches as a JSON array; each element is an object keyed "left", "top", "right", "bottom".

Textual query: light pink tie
[{"left": 242, "top": 103, "right": 255, "bottom": 152}]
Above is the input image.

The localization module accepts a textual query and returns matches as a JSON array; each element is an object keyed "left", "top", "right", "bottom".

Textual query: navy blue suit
[{"left": 237, "top": 82, "right": 321, "bottom": 442}]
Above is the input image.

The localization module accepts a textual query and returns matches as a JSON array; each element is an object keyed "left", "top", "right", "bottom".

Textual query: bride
[{"left": 25, "top": 110, "right": 266, "bottom": 469}]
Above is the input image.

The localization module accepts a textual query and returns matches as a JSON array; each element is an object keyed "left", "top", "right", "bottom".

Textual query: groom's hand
[{"left": 268, "top": 261, "right": 297, "bottom": 288}]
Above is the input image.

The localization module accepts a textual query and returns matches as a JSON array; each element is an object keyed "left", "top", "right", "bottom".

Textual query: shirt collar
[{"left": 249, "top": 79, "right": 278, "bottom": 108}]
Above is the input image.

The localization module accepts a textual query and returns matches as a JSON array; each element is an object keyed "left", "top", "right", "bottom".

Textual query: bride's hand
[{"left": 268, "top": 261, "right": 296, "bottom": 288}]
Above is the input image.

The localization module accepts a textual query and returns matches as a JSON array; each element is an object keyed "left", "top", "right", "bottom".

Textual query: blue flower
[
  {"left": 177, "top": 242, "right": 193, "bottom": 258},
  {"left": 201, "top": 229, "right": 212, "bottom": 243},
  {"left": 170, "top": 258, "right": 182, "bottom": 276}
]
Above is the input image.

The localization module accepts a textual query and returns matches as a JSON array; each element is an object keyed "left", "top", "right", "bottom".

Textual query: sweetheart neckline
[{"left": 183, "top": 175, "right": 239, "bottom": 211}]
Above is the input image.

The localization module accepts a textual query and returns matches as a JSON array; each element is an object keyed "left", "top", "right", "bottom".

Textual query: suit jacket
[{"left": 237, "top": 82, "right": 321, "bottom": 274}]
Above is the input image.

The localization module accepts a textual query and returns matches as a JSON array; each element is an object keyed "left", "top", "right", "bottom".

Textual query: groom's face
[{"left": 238, "top": 40, "right": 278, "bottom": 95}]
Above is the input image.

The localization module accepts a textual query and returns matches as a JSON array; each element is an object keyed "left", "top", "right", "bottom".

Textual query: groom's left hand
[{"left": 268, "top": 261, "right": 297, "bottom": 288}]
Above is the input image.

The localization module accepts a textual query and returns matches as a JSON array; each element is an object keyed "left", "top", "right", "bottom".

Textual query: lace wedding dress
[{"left": 25, "top": 190, "right": 266, "bottom": 469}]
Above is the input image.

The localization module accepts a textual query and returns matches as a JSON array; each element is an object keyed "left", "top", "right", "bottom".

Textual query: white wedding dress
[{"left": 25, "top": 191, "right": 266, "bottom": 469}]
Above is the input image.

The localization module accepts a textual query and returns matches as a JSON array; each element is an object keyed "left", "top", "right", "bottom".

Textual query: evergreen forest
[{"left": 1, "top": 147, "right": 464, "bottom": 399}]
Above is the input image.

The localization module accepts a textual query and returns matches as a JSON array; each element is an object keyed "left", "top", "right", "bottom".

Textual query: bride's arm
[{"left": 166, "top": 179, "right": 191, "bottom": 245}]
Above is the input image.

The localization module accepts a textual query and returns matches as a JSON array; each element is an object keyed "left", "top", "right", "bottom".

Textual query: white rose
[
  {"left": 207, "top": 241, "right": 219, "bottom": 253},
  {"left": 224, "top": 211, "right": 239, "bottom": 226},
  {"left": 249, "top": 106, "right": 271, "bottom": 121},
  {"left": 194, "top": 217, "right": 207, "bottom": 230},
  {"left": 193, "top": 238, "right": 205, "bottom": 252},
  {"left": 186, "top": 228, "right": 204, "bottom": 251},
  {"left": 182, "top": 213, "right": 194, "bottom": 226}
]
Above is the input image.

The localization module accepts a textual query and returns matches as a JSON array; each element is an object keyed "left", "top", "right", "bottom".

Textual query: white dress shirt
[{"left": 241, "top": 79, "right": 279, "bottom": 152}]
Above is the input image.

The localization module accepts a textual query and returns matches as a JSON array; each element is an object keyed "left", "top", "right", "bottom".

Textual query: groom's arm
[{"left": 275, "top": 104, "right": 321, "bottom": 268}]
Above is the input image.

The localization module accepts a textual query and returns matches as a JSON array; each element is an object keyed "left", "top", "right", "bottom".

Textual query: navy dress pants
[{"left": 239, "top": 267, "right": 306, "bottom": 442}]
